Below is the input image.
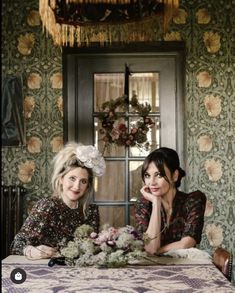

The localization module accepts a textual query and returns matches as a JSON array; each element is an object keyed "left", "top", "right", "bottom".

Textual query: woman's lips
[
  {"left": 150, "top": 188, "right": 160, "bottom": 193},
  {"left": 71, "top": 190, "right": 80, "bottom": 195}
]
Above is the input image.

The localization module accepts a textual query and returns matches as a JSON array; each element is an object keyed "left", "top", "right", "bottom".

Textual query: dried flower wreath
[{"left": 98, "top": 95, "right": 154, "bottom": 151}]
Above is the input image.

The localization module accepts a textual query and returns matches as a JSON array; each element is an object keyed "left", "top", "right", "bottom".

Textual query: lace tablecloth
[{"left": 2, "top": 255, "right": 235, "bottom": 293}]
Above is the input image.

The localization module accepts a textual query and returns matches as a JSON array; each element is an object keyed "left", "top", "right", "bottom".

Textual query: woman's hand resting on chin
[{"left": 140, "top": 185, "right": 161, "bottom": 204}]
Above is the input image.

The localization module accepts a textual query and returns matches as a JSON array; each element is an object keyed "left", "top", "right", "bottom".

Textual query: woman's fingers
[
  {"left": 140, "top": 186, "right": 154, "bottom": 201},
  {"left": 27, "top": 245, "right": 58, "bottom": 259},
  {"left": 38, "top": 245, "right": 57, "bottom": 257}
]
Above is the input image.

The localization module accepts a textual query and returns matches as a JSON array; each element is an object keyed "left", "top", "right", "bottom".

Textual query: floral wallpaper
[{"left": 1, "top": 0, "right": 235, "bottom": 283}]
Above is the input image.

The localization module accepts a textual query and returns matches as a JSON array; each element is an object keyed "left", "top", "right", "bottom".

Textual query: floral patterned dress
[
  {"left": 135, "top": 190, "right": 206, "bottom": 245},
  {"left": 11, "top": 197, "right": 99, "bottom": 255}
]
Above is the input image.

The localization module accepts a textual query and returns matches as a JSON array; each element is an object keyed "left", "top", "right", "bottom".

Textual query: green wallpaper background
[{"left": 1, "top": 0, "right": 235, "bottom": 283}]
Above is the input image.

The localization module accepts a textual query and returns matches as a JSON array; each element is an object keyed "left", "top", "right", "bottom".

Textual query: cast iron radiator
[{"left": 1, "top": 185, "right": 26, "bottom": 259}]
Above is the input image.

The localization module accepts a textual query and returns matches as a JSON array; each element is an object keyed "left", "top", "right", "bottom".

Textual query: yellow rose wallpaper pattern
[{"left": 1, "top": 0, "right": 235, "bottom": 283}]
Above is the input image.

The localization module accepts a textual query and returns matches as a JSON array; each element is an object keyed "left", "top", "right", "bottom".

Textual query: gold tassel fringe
[{"left": 39, "top": 0, "right": 178, "bottom": 47}]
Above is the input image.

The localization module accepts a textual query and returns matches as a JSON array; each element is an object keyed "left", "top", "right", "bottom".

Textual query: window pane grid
[{"left": 94, "top": 71, "right": 160, "bottom": 226}]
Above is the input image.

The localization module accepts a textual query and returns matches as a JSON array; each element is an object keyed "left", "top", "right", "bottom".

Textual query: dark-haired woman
[{"left": 135, "top": 147, "right": 206, "bottom": 255}]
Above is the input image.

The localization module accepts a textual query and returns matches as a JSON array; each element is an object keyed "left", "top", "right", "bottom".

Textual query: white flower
[
  {"left": 205, "top": 223, "right": 223, "bottom": 247},
  {"left": 75, "top": 145, "right": 106, "bottom": 177}
]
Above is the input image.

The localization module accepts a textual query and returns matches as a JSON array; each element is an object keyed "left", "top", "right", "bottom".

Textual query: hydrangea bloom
[{"left": 60, "top": 224, "right": 147, "bottom": 268}]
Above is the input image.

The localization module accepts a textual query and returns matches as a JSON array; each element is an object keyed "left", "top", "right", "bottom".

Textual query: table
[{"left": 2, "top": 255, "right": 235, "bottom": 292}]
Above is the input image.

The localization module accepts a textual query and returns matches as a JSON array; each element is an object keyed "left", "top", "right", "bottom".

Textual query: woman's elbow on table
[{"left": 180, "top": 236, "right": 196, "bottom": 249}]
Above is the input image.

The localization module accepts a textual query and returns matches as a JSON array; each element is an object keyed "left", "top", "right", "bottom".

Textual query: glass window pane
[
  {"left": 129, "top": 161, "right": 143, "bottom": 201},
  {"left": 94, "top": 73, "right": 124, "bottom": 112},
  {"left": 129, "top": 72, "right": 159, "bottom": 112},
  {"left": 129, "top": 116, "right": 160, "bottom": 157},
  {"left": 99, "top": 206, "right": 125, "bottom": 228},
  {"left": 94, "top": 161, "right": 125, "bottom": 201}
]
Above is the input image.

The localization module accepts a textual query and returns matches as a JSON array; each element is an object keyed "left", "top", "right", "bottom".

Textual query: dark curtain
[{"left": 1, "top": 75, "right": 25, "bottom": 146}]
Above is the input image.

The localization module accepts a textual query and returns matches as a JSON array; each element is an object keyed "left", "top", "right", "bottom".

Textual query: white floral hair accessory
[{"left": 75, "top": 145, "right": 106, "bottom": 177}]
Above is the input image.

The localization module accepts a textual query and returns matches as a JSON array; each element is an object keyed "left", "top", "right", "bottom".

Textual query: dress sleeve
[
  {"left": 85, "top": 204, "right": 100, "bottom": 233},
  {"left": 135, "top": 197, "right": 152, "bottom": 235},
  {"left": 182, "top": 190, "right": 207, "bottom": 243},
  {"left": 10, "top": 199, "right": 54, "bottom": 255}
]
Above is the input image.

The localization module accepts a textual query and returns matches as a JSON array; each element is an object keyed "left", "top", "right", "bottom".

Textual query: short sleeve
[{"left": 182, "top": 190, "right": 206, "bottom": 243}]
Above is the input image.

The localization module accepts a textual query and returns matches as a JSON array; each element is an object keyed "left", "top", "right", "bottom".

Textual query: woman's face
[
  {"left": 60, "top": 167, "right": 89, "bottom": 208},
  {"left": 143, "top": 162, "right": 177, "bottom": 198}
]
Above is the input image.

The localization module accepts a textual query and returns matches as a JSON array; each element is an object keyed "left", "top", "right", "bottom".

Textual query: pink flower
[
  {"left": 90, "top": 232, "right": 98, "bottom": 239},
  {"left": 125, "top": 140, "right": 132, "bottom": 145},
  {"left": 131, "top": 128, "right": 137, "bottom": 134}
]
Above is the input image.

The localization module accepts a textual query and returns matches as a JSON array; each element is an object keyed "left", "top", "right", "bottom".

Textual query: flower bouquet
[{"left": 59, "top": 224, "right": 147, "bottom": 268}]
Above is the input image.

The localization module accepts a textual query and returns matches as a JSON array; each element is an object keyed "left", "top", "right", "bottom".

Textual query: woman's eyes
[
  {"left": 144, "top": 173, "right": 162, "bottom": 179},
  {"left": 69, "top": 177, "right": 88, "bottom": 184},
  {"left": 80, "top": 179, "right": 88, "bottom": 184}
]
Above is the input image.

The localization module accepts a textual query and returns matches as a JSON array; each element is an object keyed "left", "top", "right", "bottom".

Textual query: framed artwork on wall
[{"left": 1, "top": 75, "right": 25, "bottom": 147}]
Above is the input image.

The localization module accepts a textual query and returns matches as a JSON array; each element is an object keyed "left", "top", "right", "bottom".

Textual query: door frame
[{"left": 62, "top": 41, "right": 186, "bottom": 167}]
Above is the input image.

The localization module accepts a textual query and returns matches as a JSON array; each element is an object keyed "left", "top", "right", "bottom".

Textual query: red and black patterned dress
[
  {"left": 135, "top": 190, "right": 206, "bottom": 246},
  {"left": 11, "top": 197, "right": 99, "bottom": 255}
]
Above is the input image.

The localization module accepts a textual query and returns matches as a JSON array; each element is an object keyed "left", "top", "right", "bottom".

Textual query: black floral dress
[
  {"left": 135, "top": 190, "right": 206, "bottom": 245},
  {"left": 11, "top": 197, "right": 99, "bottom": 255}
]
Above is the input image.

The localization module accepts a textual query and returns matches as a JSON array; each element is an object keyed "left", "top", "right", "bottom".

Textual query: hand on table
[{"left": 24, "top": 245, "right": 58, "bottom": 260}]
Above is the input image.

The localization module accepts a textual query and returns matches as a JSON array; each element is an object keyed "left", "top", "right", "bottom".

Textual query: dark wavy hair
[{"left": 141, "top": 147, "right": 186, "bottom": 188}]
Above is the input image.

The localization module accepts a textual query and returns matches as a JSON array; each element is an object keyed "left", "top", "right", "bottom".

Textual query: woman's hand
[
  {"left": 140, "top": 185, "right": 161, "bottom": 204},
  {"left": 24, "top": 245, "right": 58, "bottom": 259}
]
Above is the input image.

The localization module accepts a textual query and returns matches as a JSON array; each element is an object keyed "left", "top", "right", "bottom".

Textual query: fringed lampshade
[{"left": 39, "top": 0, "right": 179, "bottom": 47}]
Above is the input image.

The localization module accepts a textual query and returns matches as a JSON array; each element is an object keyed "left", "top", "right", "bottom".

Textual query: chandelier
[{"left": 39, "top": 0, "right": 179, "bottom": 47}]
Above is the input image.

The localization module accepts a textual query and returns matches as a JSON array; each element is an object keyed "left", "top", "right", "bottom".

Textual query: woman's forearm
[
  {"left": 157, "top": 236, "right": 196, "bottom": 254},
  {"left": 144, "top": 199, "right": 161, "bottom": 254}
]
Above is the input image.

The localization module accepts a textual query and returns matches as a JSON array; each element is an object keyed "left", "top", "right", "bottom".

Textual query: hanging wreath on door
[{"left": 97, "top": 94, "right": 155, "bottom": 150}]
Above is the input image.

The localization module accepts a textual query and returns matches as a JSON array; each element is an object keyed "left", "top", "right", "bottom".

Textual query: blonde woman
[{"left": 11, "top": 142, "right": 105, "bottom": 260}]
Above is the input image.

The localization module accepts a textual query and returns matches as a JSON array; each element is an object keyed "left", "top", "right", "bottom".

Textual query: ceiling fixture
[{"left": 39, "top": 0, "right": 179, "bottom": 47}]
